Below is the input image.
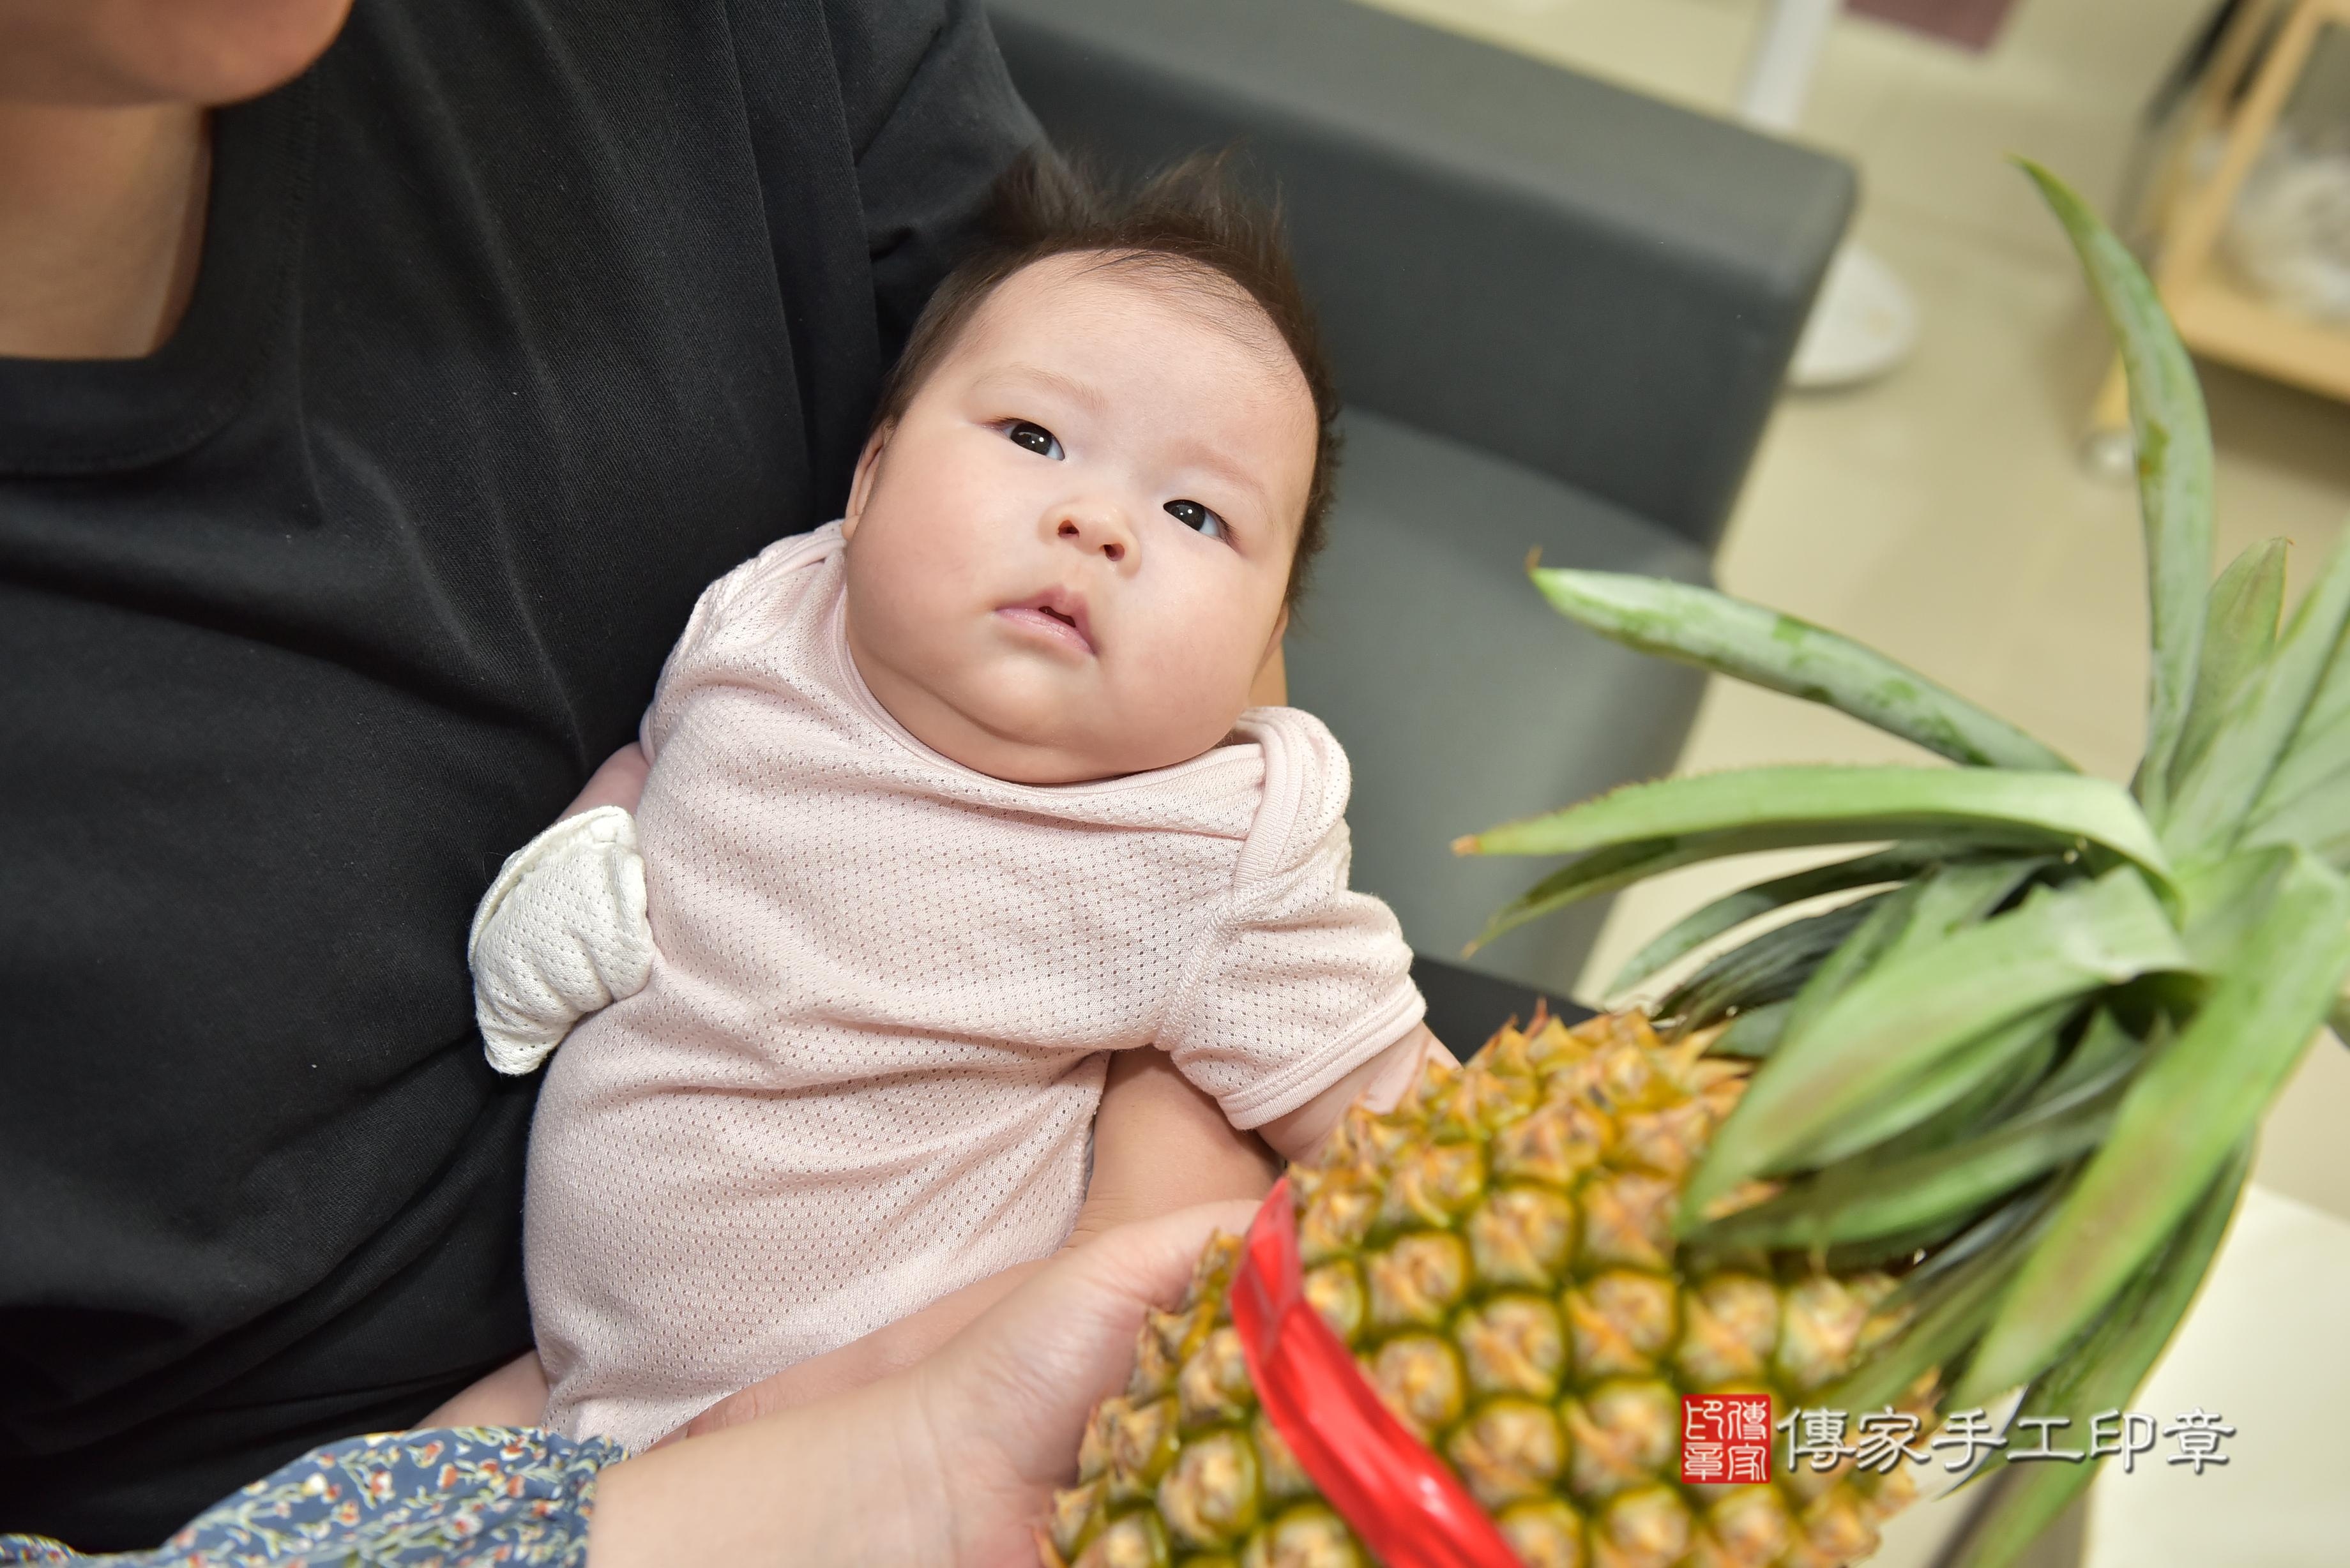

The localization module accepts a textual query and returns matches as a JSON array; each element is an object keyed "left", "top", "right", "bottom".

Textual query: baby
[{"left": 470, "top": 156, "right": 1446, "bottom": 1451}]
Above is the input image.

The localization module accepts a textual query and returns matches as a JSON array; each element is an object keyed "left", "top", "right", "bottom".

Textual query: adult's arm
[
  {"left": 826, "top": 0, "right": 1044, "bottom": 362},
  {"left": 47, "top": 1205, "right": 1255, "bottom": 1565}
]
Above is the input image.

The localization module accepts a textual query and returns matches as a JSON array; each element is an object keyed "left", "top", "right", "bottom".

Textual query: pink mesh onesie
[{"left": 524, "top": 523, "right": 1423, "bottom": 1449}]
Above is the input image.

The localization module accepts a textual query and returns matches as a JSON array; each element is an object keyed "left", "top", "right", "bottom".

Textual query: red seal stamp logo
[{"left": 1682, "top": 1393, "right": 1773, "bottom": 1484}]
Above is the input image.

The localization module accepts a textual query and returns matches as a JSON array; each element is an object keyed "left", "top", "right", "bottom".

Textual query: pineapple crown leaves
[
  {"left": 1522, "top": 567, "right": 2077, "bottom": 773},
  {"left": 1452, "top": 765, "right": 2173, "bottom": 954},
  {"left": 2019, "top": 160, "right": 2215, "bottom": 823},
  {"left": 1459, "top": 162, "right": 2350, "bottom": 1568}
]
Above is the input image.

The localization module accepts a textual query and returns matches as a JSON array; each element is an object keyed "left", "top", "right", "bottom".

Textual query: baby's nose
[{"left": 1057, "top": 513, "right": 1130, "bottom": 563}]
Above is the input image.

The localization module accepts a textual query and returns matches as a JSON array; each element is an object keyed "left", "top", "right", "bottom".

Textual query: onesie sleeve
[
  {"left": 641, "top": 524, "right": 846, "bottom": 763},
  {"left": 638, "top": 572, "right": 734, "bottom": 765},
  {"left": 1159, "top": 711, "right": 1427, "bottom": 1129}
]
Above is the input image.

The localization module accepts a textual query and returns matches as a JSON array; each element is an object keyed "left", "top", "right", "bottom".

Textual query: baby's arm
[
  {"left": 1068, "top": 1037, "right": 1285, "bottom": 1238},
  {"left": 420, "top": 1346, "right": 552, "bottom": 1429},
  {"left": 469, "top": 744, "right": 656, "bottom": 1074},
  {"left": 409, "top": 746, "right": 659, "bottom": 1427},
  {"left": 1254, "top": 1023, "right": 1458, "bottom": 1166},
  {"left": 676, "top": 1047, "right": 1278, "bottom": 1440},
  {"left": 566, "top": 741, "right": 650, "bottom": 817}
]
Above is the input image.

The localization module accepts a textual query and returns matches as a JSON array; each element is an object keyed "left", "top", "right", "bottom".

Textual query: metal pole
[
  {"left": 1738, "top": 0, "right": 1842, "bottom": 133},
  {"left": 1732, "top": 0, "right": 1920, "bottom": 387}
]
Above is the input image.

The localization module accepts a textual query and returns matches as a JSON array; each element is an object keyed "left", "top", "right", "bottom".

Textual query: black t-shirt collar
[{"left": 0, "top": 75, "right": 311, "bottom": 477}]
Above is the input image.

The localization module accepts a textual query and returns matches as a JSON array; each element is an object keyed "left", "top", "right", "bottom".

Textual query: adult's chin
[{"left": 0, "top": 0, "right": 354, "bottom": 106}]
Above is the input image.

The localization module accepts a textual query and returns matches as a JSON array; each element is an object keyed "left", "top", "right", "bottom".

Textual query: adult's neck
[{"left": 0, "top": 99, "right": 208, "bottom": 359}]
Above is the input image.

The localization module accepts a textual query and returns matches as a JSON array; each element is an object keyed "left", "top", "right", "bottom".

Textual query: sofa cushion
[{"left": 1287, "top": 412, "right": 1709, "bottom": 997}]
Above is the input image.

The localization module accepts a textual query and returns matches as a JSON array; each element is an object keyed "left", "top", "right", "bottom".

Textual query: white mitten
[{"left": 468, "top": 805, "right": 654, "bottom": 1074}]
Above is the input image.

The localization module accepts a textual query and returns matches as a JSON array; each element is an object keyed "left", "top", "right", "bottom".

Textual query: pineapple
[
  {"left": 1043, "top": 1007, "right": 1932, "bottom": 1568},
  {"left": 1042, "top": 162, "right": 2350, "bottom": 1568}
]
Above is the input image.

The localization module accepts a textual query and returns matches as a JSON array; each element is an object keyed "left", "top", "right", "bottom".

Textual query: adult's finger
[
  {"left": 958, "top": 1200, "right": 1259, "bottom": 1406},
  {"left": 921, "top": 1201, "right": 1260, "bottom": 1516}
]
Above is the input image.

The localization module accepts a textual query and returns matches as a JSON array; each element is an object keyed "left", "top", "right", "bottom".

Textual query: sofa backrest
[{"left": 989, "top": 0, "right": 1854, "bottom": 551}]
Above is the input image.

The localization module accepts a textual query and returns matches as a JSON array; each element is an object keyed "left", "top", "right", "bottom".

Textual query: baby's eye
[
  {"left": 1006, "top": 421, "right": 1064, "bottom": 460},
  {"left": 1164, "top": 499, "right": 1225, "bottom": 540}
]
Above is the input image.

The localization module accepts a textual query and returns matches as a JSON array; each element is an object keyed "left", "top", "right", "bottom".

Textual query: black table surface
[{"left": 1409, "top": 952, "right": 1591, "bottom": 1056}]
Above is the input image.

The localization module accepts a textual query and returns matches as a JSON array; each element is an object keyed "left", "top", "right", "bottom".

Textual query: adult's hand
[{"left": 588, "top": 1200, "right": 1257, "bottom": 1568}]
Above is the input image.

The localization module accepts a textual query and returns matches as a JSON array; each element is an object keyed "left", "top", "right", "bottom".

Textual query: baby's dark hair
[{"left": 873, "top": 149, "right": 1341, "bottom": 608}]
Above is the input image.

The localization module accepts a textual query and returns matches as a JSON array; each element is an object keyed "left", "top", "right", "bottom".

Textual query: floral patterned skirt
[{"left": 0, "top": 1428, "right": 622, "bottom": 1567}]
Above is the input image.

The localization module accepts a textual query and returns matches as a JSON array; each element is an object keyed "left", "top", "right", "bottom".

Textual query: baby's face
[{"left": 840, "top": 252, "right": 1315, "bottom": 785}]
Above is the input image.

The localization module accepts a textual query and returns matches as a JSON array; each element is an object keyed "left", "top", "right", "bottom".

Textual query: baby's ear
[{"left": 841, "top": 423, "right": 893, "bottom": 538}]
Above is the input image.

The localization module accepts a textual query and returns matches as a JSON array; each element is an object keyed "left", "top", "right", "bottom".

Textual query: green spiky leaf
[
  {"left": 1870, "top": 857, "right": 2052, "bottom": 969},
  {"left": 1709, "top": 999, "right": 1792, "bottom": 1059},
  {"left": 1460, "top": 767, "right": 2165, "bottom": 871},
  {"left": 1958, "top": 850, "right": 2350, "bottom": 1403},
  {"left": 1722, "top": 1014, "right": 2137, "bottom": 1256},
  {"left": 1816, "top": 1195, "right": 2058, "bottom": 1415},
  {"left": 2165, "top": 529, "right": 2350, "bottom": 863},
  {"left": 2169, "top": 538, "right": 2287, "bottom": 790},
  {"left": 2243, "top": 760, "right": 2350, "bottom": 867},
  {"left": 2020, "top": 160, "right": 2212, "bottom": 818},
  {"left": 1683, "top": 868, "right": 2188, "bottom": 1220},
  {"left": 1690, "top": 1081, "right": 2115, "bottom": 1253},
  {"left": 2255, "top": 584, "right": 2350, "bottom": 806},
  {"left": 2019, "top": 1007, "right": 2143, "bottom": 1107},
  {"left": 2243, "top": 589, "right": 2350, "bottom": 865},
  {"left": 1462, "top": 838, "right": 1761, "bottom": 953},
  {"left": 1862, "top": 1018, "right": 2067, "bottom": 1165},
  {"left": 1799, "top": 999, "right": 2079, "bottom": 1169},
  {"left": 1528, "top": 568, "right": 2073, "bottom": 770},
  {"left": 1777, "top": 878, "right": 1929, "bottom": 1041},
  {"left": 1883, "top": 1186, "right": 2052, "bottom": 1315},
  {"left": 1950, "top": 1147, "right": 2247, "bottom": 1568},
  {"left": 1607, "top": 842, "right": 1964, "bottom": 995},
  {"left": 1459, "top": 767, "right": 2172, "bottom": 949},
  {"left": 1758, "top": 857, "right": 2049, "bottom": 1083},
  {"left": 1656, "top": 896, "right": 1884, "bottom": 1029}
]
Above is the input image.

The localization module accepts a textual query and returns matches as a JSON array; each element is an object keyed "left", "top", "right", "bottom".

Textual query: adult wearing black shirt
[{"left": 1, "top": 0, "right": 1282, "bottom": 1548}]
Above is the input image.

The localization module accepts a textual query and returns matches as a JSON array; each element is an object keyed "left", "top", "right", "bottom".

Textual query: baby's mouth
[{"left": 998, "top": 591, "right": 1095, "bottom": 655}]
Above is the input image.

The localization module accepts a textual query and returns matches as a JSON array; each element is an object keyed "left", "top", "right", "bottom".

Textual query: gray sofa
[{"left": 989, "top": 0, "right": 1854, "bottom": 1014}]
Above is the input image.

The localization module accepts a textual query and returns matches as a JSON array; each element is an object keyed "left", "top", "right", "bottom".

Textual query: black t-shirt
[{"left": 0, "top": 0, "right": 1035, "bottom": 1545}]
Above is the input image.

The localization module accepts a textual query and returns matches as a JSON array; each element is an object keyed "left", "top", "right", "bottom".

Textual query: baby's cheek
[
  {"left": 851, "top": 531, "right": 960, "bottom": 651},
  {"left": 1125, "top": 615, "right": 1263, "bottom": 744}
]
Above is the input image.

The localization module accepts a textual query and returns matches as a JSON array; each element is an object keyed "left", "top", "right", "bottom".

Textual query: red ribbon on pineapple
[{"left": 1229, "top": 1176, "right": 1520, "bottom": 1568}]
